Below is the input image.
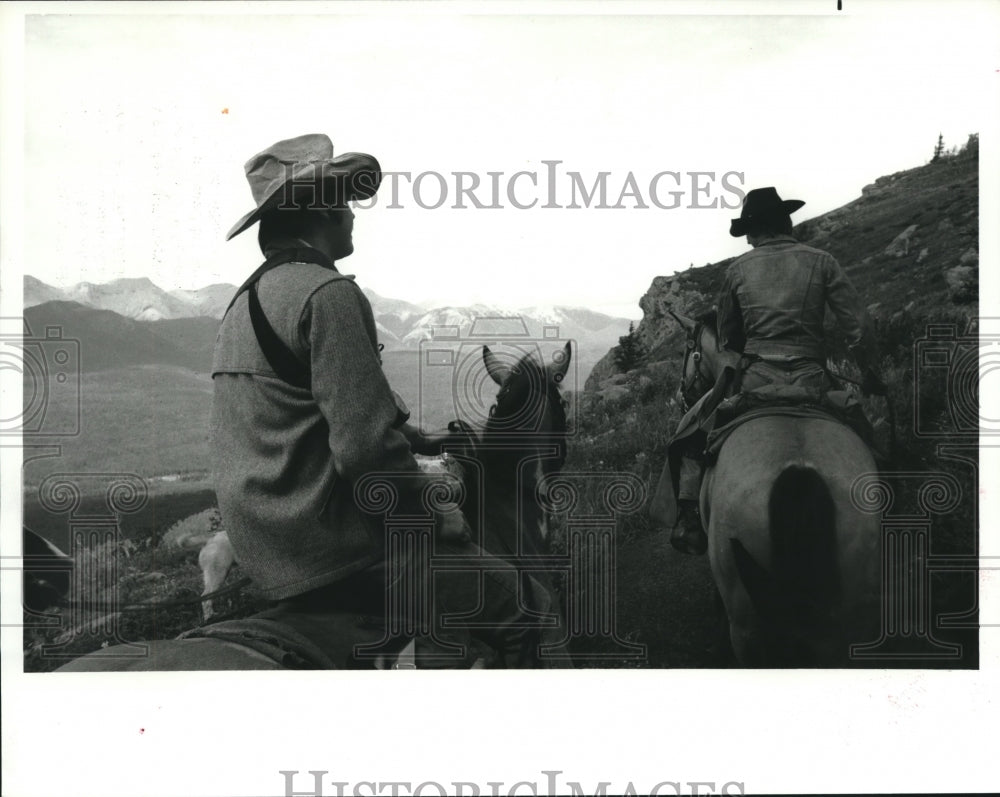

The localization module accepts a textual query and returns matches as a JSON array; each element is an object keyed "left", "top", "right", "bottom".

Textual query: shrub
[{"left": 614, "top": 322, "right": 647, "bottom": 373}]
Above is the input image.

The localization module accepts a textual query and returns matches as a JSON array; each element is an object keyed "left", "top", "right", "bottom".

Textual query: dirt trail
[{"left": 569, "top": 532, "right": 734, "bottom": 668}]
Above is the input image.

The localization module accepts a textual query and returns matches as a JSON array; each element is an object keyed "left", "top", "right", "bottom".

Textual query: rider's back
[
  {"left": 211, "top": 262, "right": 417, "bottom": 601},
  {"left": 720, "top": 236, "right": 867, "bottom": 363}
]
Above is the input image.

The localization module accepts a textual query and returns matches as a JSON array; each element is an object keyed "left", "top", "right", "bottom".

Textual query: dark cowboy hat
[
  {"left": 729, "top": 187, "right": 805, "bottom": 237},
  {"left": 226, "top": 133, "right": 382, "bottom": 240}
]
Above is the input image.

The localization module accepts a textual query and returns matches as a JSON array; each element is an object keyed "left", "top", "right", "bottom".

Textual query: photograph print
[
  {"left": 2, "top": 7, "right": 999, "bottom": 796},
  {"left": 7, "top": 5, "right": 992, "bottom": 676}
]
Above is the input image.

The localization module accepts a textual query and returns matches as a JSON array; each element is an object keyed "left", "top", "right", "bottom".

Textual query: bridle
[
  {"left": 678, "top": 321, "right": 715, "bottom": 411},
  {"left": 487, "top": 370, "right": 569, "bottom": 469}
]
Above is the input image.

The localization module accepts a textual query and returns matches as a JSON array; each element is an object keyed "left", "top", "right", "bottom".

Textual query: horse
[
  {"left": 667, "top": 312, "right": 881, "bottom": 667},
  {"left": 56, "top": 342, "right": 572, "bottom": 672},
  {"left": 475, "top": 341, "right": 571, "bottom": 559}
]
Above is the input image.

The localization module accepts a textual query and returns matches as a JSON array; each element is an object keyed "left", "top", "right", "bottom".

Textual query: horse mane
[{"left": 696, "top": 309, "right": 718, "bottom": 330}]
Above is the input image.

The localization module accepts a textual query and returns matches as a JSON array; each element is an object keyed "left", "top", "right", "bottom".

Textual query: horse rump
[{"left": 730, "top": 464, "right": 840, "bottom": 665}]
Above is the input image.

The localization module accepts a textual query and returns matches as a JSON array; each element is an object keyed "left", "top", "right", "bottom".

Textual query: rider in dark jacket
[{"left": 670, "top": 187, "right": 886, "bottom": 555}]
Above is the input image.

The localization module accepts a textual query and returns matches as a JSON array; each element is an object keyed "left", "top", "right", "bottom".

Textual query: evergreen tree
[
  {"left": 960, "top": 132, "right": 979, "bottom": 158},
  {"left": 932, "top": 133, "right": 945, "bottom": 162},
  {"left": 614, "top": 321, "right": 646, "bottom": 372}
]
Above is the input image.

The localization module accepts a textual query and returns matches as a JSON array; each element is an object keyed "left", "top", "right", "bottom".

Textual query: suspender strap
[
  {"left": 224, "top": 247, "right": 337, "bottom": 390},
  {"left": 248, "top": 282, "right": 310, "bottom": 388},
  {"left": 225, "top": 247, "right": 335, "bottom": 314}
]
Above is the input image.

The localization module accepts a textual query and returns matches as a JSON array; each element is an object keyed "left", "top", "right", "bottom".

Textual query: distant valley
[{"left": 21, "top": 276, "right": 633, "bottom": 489}]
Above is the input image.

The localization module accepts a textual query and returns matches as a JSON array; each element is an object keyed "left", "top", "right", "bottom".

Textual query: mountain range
[{"left": 24, "top": 276, "right": 631, "bottom": 371}]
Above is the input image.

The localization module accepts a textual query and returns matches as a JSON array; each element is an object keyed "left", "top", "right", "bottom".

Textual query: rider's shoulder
[
  {"left": 304, "top": 273, "right": 372, "bottom": 318},
  {"left": 270, "top": 261, "right": 357, "bottom": 291},
  {"left": 787, "top": 240, "right": 837, "bottom": 259},
  {"left": 736, "top": 239, "right": 836, "bottom": 265},
  {"left": 260, "top": 263, "right": 365, "bottom": 318},
  {"left": 255, "top": 262, "right": 355, "bottom": 305},
  {"left": 267, "top": 264, "right": 360, "bottom": 303}
]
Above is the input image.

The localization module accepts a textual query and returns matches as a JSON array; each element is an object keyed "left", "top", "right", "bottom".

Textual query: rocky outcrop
[
  {"left": 585, "top": 269, "right": 717, "bottom": 391},
  {"left": 885, "top": 224, "right": 919, "bottom": 257},
  {"left": 959, "top": 247, "right": 979, "bottom": 267},
  {"left": 946, "top": 265, "right": 977, "bottom": 304},
  {"left": 161, "top": 508, "right": 223, "bottom": 550}
]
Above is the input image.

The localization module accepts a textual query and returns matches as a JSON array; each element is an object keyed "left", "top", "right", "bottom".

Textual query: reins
[{"left": 678, "top": 322, "right": 714, "bottom": 411}]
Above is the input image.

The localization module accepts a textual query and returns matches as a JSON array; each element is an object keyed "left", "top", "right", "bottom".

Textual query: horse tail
[
  {"left": 768, "top": 464, "right": 839, "bottom": 599},
  {"left": 730, "top": 464, "right": 839, "bottom": 662}
]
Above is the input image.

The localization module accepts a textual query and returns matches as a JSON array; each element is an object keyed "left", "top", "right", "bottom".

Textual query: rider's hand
[
  {"left": 446, "top": 420, "right": 477, "bottom": 446},
  {"left": 861, "top": 370, "right": 888, "bottom": 397},
  {"left": 436, "top": 508, "right": 472, "bottom": 544}
]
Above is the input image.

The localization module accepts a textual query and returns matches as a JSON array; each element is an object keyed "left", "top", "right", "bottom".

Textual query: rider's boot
[{"left": 670, "top": 499, "right": 707, "bottom": 555}]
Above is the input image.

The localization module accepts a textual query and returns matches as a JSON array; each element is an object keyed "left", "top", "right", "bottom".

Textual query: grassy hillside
[
  {"left": 22, "top": 366, "right": 214, "bottom": 490},
  {"left": 24, "top": 301, "right": 209, "bottom": 373},
  {"left": 144, "top": 316, "right": 220, "bottom": 372}
]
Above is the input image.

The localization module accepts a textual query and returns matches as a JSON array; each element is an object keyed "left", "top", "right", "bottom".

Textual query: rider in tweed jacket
[{"left": 212, "top": 134, "right": 559, "bottom": 667}]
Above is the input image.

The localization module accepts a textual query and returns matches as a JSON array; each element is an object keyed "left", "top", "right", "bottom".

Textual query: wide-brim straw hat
[
  {"left": 729, "top": 186, "right": 805, "bottom": 237},
  {"left": 226, "top": 133, "right": 381, "bottom": 240}
]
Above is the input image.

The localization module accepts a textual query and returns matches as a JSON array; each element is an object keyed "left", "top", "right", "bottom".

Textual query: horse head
[
  {"left": 482, "top": 341, "right": 571, "bottom": 449},
  {"left": 670, "top": 309, "right": 725, "bottom": 410}
]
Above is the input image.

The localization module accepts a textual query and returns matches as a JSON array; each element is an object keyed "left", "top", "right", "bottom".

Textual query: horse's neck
[
  {"left": 479, "top": 441, "right": 548, "bottom": 519},
  {"left": 477, "top": 444, "right": 550, "bottom": 556},
  {"left": 701, "top": 333, "right": 737, "bottom": 383},
  {"left": 481, "top": 442, "right": 543, "bottom": 491}
]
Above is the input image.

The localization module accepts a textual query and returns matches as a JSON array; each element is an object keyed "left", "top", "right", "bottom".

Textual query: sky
[{"left": 9, "top": 3, "right": 998, "bottom": 318}]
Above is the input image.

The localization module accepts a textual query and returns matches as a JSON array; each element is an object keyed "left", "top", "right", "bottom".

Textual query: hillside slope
[
  {"left": 24, "top": 301, "right": 206, "bottom": 373},
  {"left": 588, "top": 138, "right": 979, "bottom": 387}
]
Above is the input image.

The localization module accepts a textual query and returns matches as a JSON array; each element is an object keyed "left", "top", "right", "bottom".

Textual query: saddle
[
  {"left": 177, "top": 616, "right": 339, "bottom": 669},
  {"left": 704, "top": 384, "right": 876, "bottom": 462},
  {"left": 650, "top": 370, "right": 879, "bottom": 528}
]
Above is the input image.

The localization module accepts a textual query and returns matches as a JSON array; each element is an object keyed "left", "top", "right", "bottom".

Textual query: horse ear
[
  {"left": 483, "top": 345, "right": 509, "bottom": 385},
  {"left": 668, "top": 309, "right": 697, "bottom": 335},
  {"left": 550, "top": 341, "right": 572, "bottom": 384}
]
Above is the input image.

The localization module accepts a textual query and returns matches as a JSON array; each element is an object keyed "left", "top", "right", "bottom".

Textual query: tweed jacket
[
  {"left": 211, "top": 259, "right": 422, "bottom": 600},
  {"left": 718, "top": 236, "right": 872, "bottom": 363}
]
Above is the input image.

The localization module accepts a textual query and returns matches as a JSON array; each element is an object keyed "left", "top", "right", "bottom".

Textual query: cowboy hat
[
  {"left": 226, "top": 133, "right": 381, "bottom": 241},
  {"left": 729, "top": 187, "right": 805, "bottom": 237}
]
